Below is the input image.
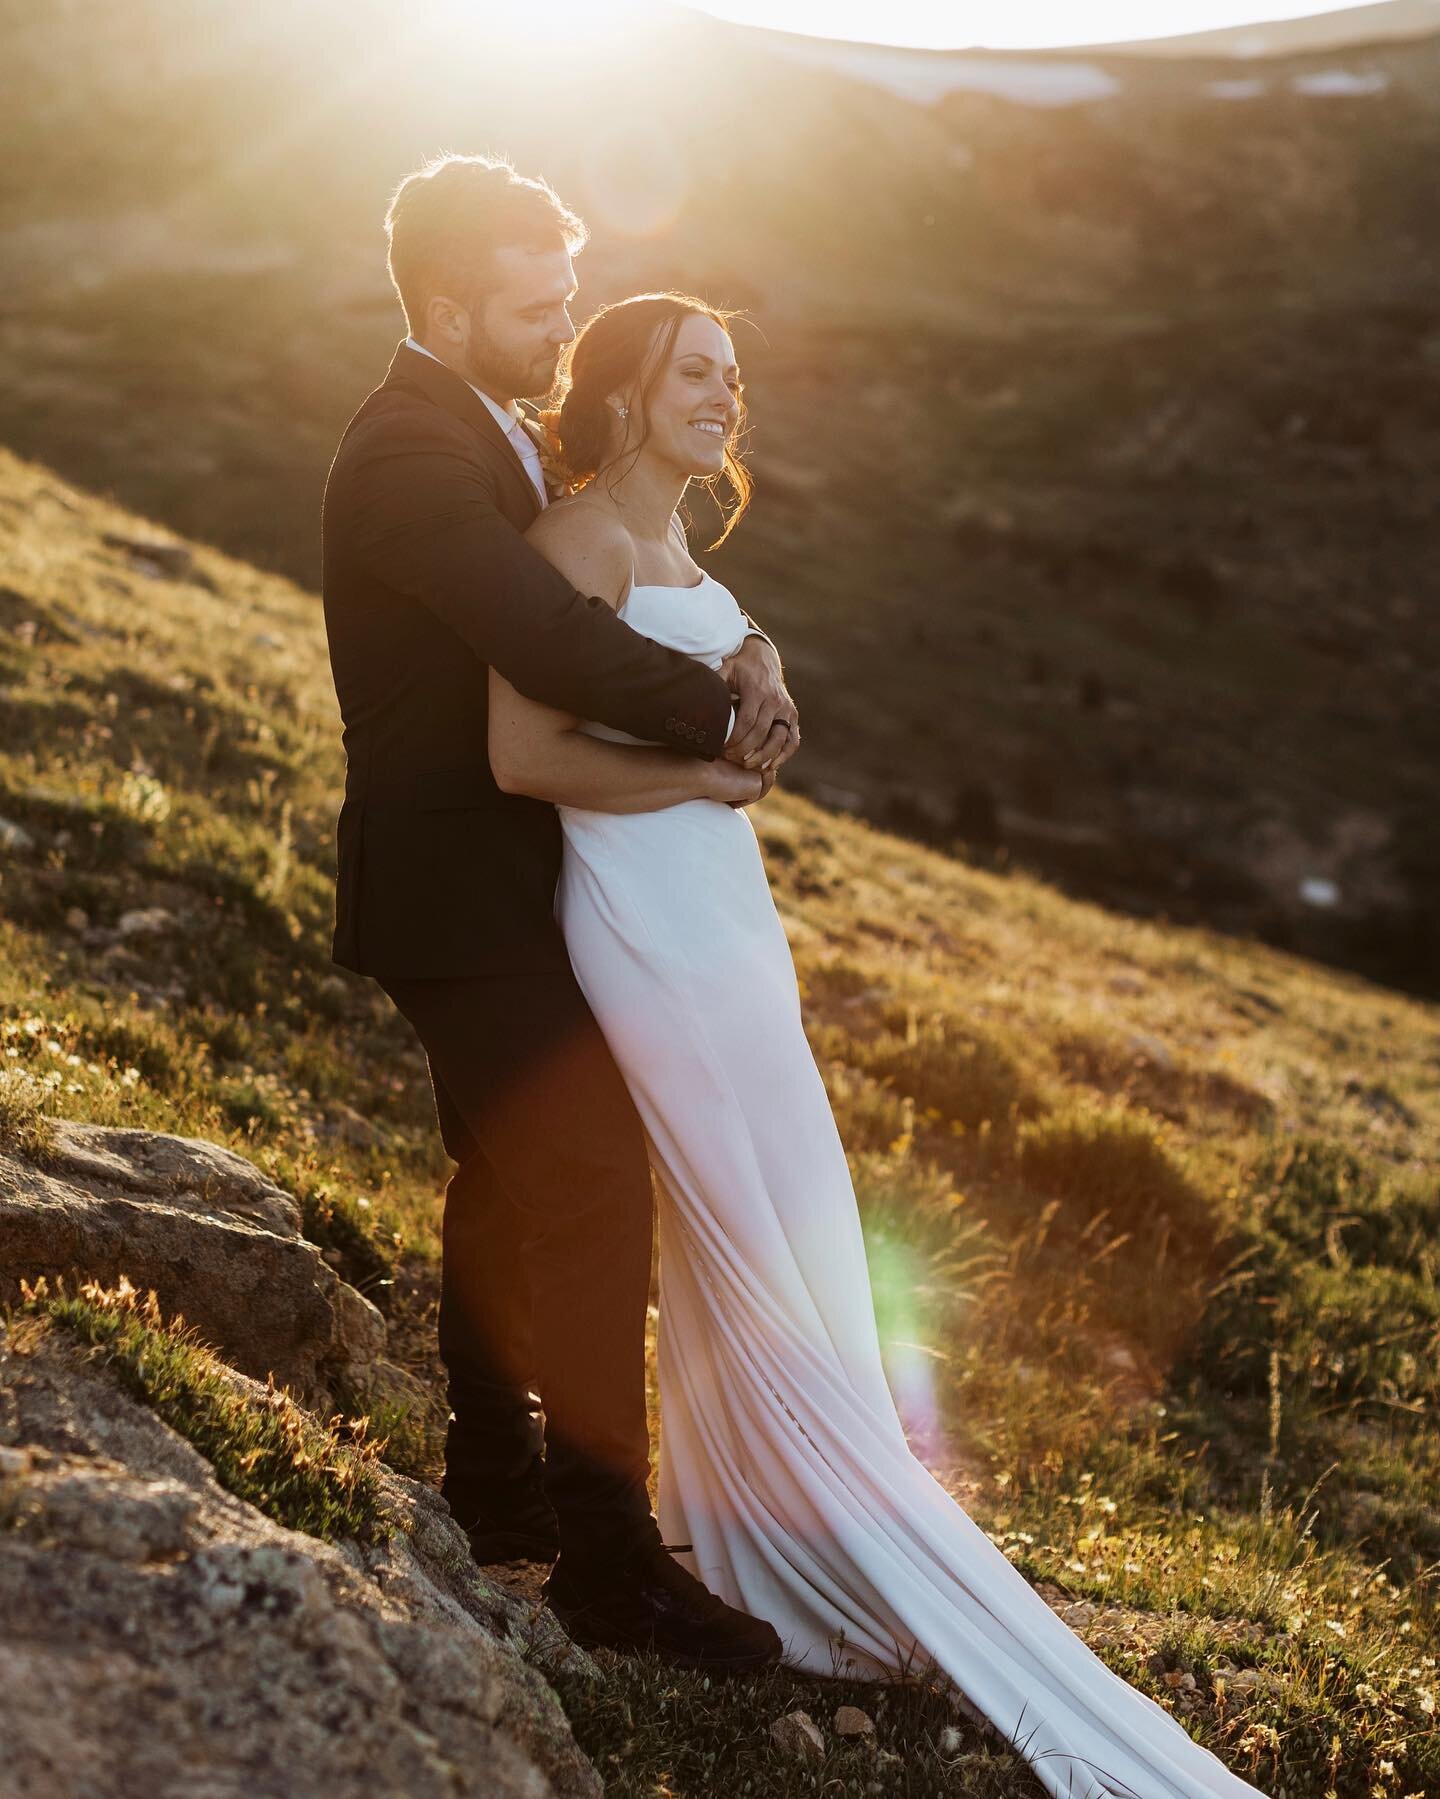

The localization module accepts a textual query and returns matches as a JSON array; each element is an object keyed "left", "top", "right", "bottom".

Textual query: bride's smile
[{"left": 615, "top": 312, "right": 742, "bottom": 481}]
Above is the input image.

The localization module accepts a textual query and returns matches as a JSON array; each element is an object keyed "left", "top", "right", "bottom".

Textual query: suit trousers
[{"left": 378, "top": 965, "right": 659, "bottom": 1561}]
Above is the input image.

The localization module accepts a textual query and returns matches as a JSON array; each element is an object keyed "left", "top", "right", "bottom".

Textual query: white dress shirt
[{"left": 404, "top": 336, "right": 548, "bottom": 508}]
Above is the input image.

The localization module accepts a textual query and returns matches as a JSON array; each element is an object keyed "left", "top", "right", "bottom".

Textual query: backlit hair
[
  {"left": 384, "top": 153, "right": 587, "bottom": 336},
  {"left": 556, "top": 293, "right": 752, "bottom": 549}
]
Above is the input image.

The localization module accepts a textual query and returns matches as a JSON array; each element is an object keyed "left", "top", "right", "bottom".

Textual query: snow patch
[
  {"left": 1291, "top": 69, "right": 1390, "bottom": 97},
  {"left": 770, "top": 39, "right": 1120, "bottom": 108},
  {"left": 1206, "top": 78, "right": 1268, "bottom": 100},
  {"left": 1299, "top": 877, "right": 1342, "bottom": 910}
]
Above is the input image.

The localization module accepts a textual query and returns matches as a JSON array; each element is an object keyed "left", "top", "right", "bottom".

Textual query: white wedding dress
[{"left": 555, "top": 570, "right": 1261, "bottom": 1799}]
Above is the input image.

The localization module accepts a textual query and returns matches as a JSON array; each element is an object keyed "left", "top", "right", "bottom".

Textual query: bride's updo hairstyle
[{"left": 556, "top": 292, "right": 752, "bottom": 548}]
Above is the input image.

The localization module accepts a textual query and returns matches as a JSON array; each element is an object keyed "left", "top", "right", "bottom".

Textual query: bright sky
[{"left": 687, "top": 1, "right": 1379, "bottom": 50}]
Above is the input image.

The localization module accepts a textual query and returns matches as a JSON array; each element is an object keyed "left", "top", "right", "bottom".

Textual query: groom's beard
[{"left": 464, "top": 336, "right": 561, "bottom": 403}]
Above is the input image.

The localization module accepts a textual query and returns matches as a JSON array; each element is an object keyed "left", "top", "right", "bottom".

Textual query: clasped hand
[{"left": 718, "top": 636, "right": 800, "bottom": 776}]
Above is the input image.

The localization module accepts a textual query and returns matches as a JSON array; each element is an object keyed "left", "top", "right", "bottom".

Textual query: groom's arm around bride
[{"left": 322, "top": 331, "right": 748, "bottom": 980}]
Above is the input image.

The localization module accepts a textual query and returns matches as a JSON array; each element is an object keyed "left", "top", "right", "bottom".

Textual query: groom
[{"left": 321, "top": 154, "right": 798, "bottom": 1667}]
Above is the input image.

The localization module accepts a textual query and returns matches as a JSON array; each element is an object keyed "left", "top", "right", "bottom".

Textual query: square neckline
[
  {"left": 619, "top": 569, "right": 711, "bottom": 614},
  {"left": 628, "top": 572, "right": 708, "bottom": 594}
]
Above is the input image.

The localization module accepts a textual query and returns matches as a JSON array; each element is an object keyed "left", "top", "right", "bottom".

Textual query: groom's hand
[{"left": 718, "top": 637, "right": 800, "bottom": 772}]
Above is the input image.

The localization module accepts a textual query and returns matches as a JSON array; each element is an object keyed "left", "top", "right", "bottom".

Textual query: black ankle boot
[
  {"left": 440, "top": 1452, "right": 560, "bottom": 1564},
  {"left": 543, "top": 1539, "right": 783, "bottom": 1670}
]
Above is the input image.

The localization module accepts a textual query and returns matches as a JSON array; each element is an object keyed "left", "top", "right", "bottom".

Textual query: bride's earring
[{"left": 616, "top": 405, "right": 629, "bottom": 420}]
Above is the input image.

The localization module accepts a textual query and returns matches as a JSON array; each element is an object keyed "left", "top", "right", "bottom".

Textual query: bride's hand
[
  {"left": 701, "top": 760, "right": 767, "bottom": 808},
  {"left": 718, "top": 638, "right": 799, "bottom": 773}
]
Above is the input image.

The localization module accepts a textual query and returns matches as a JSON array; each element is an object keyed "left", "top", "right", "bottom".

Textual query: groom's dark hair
[{"left": 385, "top": 154, "right": 588, "bottom": 337}]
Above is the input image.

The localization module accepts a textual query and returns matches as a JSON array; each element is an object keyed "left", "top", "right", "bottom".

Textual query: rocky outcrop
[
  {"left": 0, "top": 1122, "right": 390, "bottom": 1411},
  {"left": 0, "top": 1314, "right": 600, "bottom": 1798}
]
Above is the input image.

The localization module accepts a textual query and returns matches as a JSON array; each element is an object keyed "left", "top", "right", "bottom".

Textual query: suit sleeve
[{"left": 339, "top": 415, "right": 732, "bottom": 756}]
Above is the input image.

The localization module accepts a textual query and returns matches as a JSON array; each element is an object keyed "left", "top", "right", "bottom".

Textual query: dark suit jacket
[{"left": 321, "top": 341, "right": 741, "bottom": 979}]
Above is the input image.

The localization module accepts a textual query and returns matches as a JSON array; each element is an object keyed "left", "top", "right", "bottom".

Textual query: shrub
[{"left": 1014, "top": 1105, "right": 1213, "bottom": 1255}]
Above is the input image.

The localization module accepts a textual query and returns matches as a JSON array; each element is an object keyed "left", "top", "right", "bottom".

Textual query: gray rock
[
  {"left": 321, "top": 1103, "right": 382, "bottom": 1149},
  {"left": 0, "top": 1121, "right": 388, "bottom": 1409},
  {"left": 1125, "top": 1032, "right": 1175, "bottom": 1072},
  {"left": 101, "top": 533, "right": 195, "bottom": 581},
  {"left": 0, "top": 1318, "right": 599, "bottom": 1798},
  {"left": 116, "top": 906, "right": 178, "bottom": 938},
  {"left": 834, "top": 1703, "right": 875, "bottom": 1738},
  {"left": 0, "top": 816, "right": 36, "bottom": 853},
  {"left": 771, "top": 1708, "right": 825, "bottom": 1760}
]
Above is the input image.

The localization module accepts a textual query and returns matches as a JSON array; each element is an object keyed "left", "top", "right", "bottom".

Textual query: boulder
[
  {"left": 0, "top": 1122, "right": 389, "bottom": 1410},
  {"left": 0, "top": 1316, "right": 600, "bottom": 1797}
]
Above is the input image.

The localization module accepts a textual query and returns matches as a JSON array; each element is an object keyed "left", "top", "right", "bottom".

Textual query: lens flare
[{"left": 865, "top": 1234, "right": 948, "bottom": 1468}]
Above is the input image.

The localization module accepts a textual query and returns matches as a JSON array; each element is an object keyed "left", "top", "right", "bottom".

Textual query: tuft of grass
[
  {"left": 0, "top": 1068, "right": 58, "bottom": 1163},
  {"left": 14, "top": 1273, "right": 395, "bottom": 1544},
  {"left": 858, "top": 1012, "right": 1042, "bottom": 1134},
  {"left": 1014, "top": 1104, "right": 1216, "bottom": 1257}
]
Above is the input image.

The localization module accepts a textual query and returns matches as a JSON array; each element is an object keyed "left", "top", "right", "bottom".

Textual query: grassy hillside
[
  {"left": 2, "top": 447, "right": 1438, "bottom": 1794},
  {"left": 2, "top": 0, "right": 1439, "bottom": 998}
]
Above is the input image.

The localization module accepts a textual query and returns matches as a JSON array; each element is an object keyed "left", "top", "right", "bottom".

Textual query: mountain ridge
[{"left": 2, "top": 0, "right": 1438, "bottom": 997}]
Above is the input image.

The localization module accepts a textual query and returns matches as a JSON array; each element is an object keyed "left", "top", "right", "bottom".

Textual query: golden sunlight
[{"left": 462, "top": 0, "right": 657, "bottom": 44}]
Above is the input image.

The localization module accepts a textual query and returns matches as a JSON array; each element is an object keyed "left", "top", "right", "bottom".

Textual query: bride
[{"left": 487, "top": 293, "right": 1262, "bottom": 1799}]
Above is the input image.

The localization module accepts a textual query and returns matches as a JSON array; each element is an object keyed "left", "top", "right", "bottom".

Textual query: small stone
[
  {"left": 770, "top": 1709, "right": 824, "bottom": 1760},
  {"left": 0, "top": 818, "right": 36, "bottom": 853},
  {"left": 102, "top": 533, "right": 194, "bottom": 581},
  {"left": 322, "top": 1104, "right": 380, "bottom": 1149},
  {"left": 64, "top": 908, "right": 89, "bottom": 932},
  {"left": 1126, "top": 1032, "right": 1174, "bottom": 1071},
  {"left": 834, "top": 1704, "right": 874, "bottom": 1738},
  {"left": 1299, "top": 875, "right": 1340, "bottom": 909},
  {"left": 117, "top": 907, "right": 177, "bottom": 939}
]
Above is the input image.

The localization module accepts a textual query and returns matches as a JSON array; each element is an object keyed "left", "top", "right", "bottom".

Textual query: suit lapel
[{"left": 384, "top": 341, "right": 542, "bottom": 522}]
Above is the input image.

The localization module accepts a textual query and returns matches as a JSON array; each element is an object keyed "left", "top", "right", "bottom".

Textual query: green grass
[
  {"left": 2, "top": 447, "right": 1439, "bottom": 1793},
  {"left": 10, "top": 1274, "right": 395, "bottom": 1545}
]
